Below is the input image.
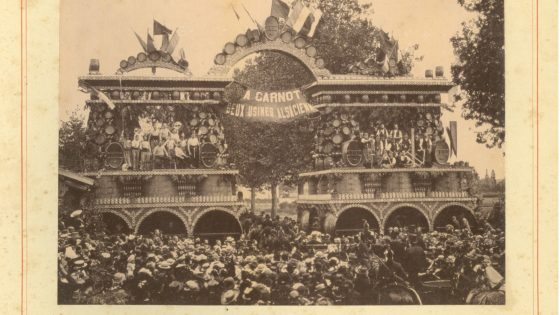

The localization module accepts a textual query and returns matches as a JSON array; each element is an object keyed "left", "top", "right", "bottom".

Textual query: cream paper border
[{"left": 5, "top": 0, "right": 555, "bottom": 314}]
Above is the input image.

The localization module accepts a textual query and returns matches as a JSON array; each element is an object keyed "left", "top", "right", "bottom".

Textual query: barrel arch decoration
[{"left": 208, "top": 27, "right": 331, "bottom": 79}]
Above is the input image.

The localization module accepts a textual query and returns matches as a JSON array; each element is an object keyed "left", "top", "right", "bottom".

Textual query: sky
[{"left": 60, "top": 0, "right": 504, "bottom": 180}]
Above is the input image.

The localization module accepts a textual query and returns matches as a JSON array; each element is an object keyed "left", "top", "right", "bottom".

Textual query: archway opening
[
  {"left": 101, "top": 212, "right": 131, "bottom": 235},
  {"left": 384, "top": 206, "right": 429, "bottom": 233},
  {"left": 137, "top": 211, "right": 187, "bottom": 235},
  {"left": 434, "top": 205, "right": 478, "bottom": 232},
  {"left": 335, "top": 207, "right": 380, "bottom": 236},
  {"left": 193, "top": 210, "right": 243, "bottom": 243}
]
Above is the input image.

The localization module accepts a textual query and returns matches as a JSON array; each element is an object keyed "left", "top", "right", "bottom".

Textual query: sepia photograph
[{"left": 57, "top": 0, "right": 506, "bottom": 306}]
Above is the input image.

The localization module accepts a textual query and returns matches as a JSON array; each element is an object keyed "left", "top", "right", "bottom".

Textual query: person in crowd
[
  {"left": 131, "top": 134, "right": 141, "bottom": 171},
  {"left": 121, "top": 132, "right": 132, "bottom": 169},
  {"left": 375, "top": 123, "right": 389, "bottom": 139},
  {"left": 150, "top": 118, "right": 161, "bottom": 150},
  {"left": 164, "top": 136, "right": 177, "bottom": 169},
  {"left": 159, "top": 122, "right": 171, "bottom": 142},
  {"left": 396, "top": 150, "right": 413, "bottom": 167},
  {"left": 140, "top": 135, "right": 152, "bottom": 170},
  {"left": 187, "top": 132, "right": 200, "bottom": 168},
  {"left": 174, "top": 134, "right": 189, "bottom": 168},
  {"left": 389, "top": 123, "right": 403, "bottom": 144},
  {"left": 152, "top": 140, "right": 168, "bottom": 169}
]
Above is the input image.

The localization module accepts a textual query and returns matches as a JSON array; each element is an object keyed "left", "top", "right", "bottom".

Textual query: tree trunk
[
  {"left": 250, "top": 187, "right": 256, "bottom": 212},
  {"left": 271, "top": 182, "right": 279, "bottom": 218}
]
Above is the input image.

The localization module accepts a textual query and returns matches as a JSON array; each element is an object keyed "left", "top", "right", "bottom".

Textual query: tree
[
  {"left": 223, "top": 0, "right": 419, "bottom": 216},
  {"left": 451, "top": 0, "right": 505, "bottom": 148},
  {"left": 59, "top": 107, "right": 87, "bottom": 171}
]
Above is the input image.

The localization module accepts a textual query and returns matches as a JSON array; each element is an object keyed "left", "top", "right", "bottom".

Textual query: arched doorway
[
  {"left": 193, "top": 210, "right": 243, "bottom": 243},
  {"left": 101, "top": 212, "right": 131, "bottom": 234},
  {"left": 137, "top": 211, "right": 187, "bottom": 235},
  {"left": 434, "top": 205, "right": 478, "bottom": 232},
  {"left": 334, "top": 207, "right": 380, "bottom": 236},
  {"left": 384, "top": 206, "right": 430, "bottom": 233}
]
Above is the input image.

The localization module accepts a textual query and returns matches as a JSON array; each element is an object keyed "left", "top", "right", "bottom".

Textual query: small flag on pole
[
  {"left": 242, "top": 3, "right": 263, "bottom": 31},
  {"left": 147, "top": 32, "right": 156, "bottom": 52},
  {"left": 134, "top": 31, "right": 148, "bottom": 52},
  {"left": 154, "top": 19, "right": 172, "bottom": 35},
  {"left": 288, "top": 0, "right": 312, "bottom": 33},
  {"left": 306, "top": 7, "right": 323, "bottom": 37},
  {"left": 449, "top": 121, "right": 458, "bottom": 156},
  {"left": 165, "top": 31, "right": 180, "bottom": 55}
]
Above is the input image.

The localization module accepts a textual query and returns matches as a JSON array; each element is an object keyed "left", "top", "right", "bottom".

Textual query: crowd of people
[
  {"left": 118, "top": 118, "right": 228, "bottom": 171},
  {"left": 58, "top": 211, "right": 505, "bottom": 305}
]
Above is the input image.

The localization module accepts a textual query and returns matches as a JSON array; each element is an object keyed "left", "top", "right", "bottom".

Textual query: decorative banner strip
[{"left": 224, "top": 88, "right": 317, "bottom": 122}]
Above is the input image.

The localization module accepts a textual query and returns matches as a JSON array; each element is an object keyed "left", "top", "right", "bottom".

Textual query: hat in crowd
[
  {"left": 158, "top": 261, "right": 171, "bottom": 270},
  {"left": 221, "top": 289, "right": 240, "bottom": 305},
  {"left": 113, "top": 272, "right": 126, "bottom": 285},
  {"left": 73, "top": 259, "right": 87, "bottom": 268},
  {"left": 184, "top": 280, "right": 200, "bottom": 291},
  {"left": 70, "top": 210, "right": 83, "bottom": 218}
]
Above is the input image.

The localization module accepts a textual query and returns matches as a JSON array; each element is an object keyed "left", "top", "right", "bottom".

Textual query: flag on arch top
[
  {"left": 271, "top": 0, "right": 290, "bottom": 20},
  {"left": 287, "top": 0, "right": 312, "bottom": 33},
  {"left": 154, "top": 19, "right": 172, "bottom": 35}
]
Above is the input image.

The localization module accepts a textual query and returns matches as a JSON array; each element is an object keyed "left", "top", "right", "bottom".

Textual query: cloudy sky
[{"left": 60, "top": 0, "right": 504, "bottom": 179}]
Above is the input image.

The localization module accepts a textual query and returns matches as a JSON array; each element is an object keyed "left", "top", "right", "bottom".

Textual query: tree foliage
[
  {"left": 451, "top": 0, "right": 505, "bottom": 148},
  {"left": 59, "top": 108, "right": 86, "bottom": 169}
]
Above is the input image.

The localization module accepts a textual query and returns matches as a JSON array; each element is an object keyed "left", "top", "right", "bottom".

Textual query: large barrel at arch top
[{"left": 433, "top": 140, "right": 450, "bottom": 164}]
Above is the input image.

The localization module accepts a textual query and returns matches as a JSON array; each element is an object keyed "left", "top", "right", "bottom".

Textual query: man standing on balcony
[
  {"left": 140, "top": 135, "right": 152, "bottom": 170},
  {"left": 187, "top": 132, "right": 200, "bottom": 168},
  {"left": 131, "top": 134, "right": 141, "bottom": 170},
  {"left": 152, "top": 140, "right": 167, "bottom": 169}
]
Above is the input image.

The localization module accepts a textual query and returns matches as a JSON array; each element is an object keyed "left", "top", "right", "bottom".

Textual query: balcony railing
[
  {"left": 94, "top": 195, "right": 238, "bottom": 205},
  {"left": 298, "top": 191, "right": 471, "bottom": 201}
]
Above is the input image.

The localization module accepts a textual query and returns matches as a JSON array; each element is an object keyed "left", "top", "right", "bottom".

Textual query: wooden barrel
[
  {"left": 148, "top": 51, "right": 160, "bottom": 61},
  {"left": 324, "top": 126, "right": 334, "bottom": 136},
  {"left": 361, "top": 95, "right": 369, "bottom": 103},
  {"left": 433, "top": 94, "right": 441, "bottom": 103},
  {"left": 96, "top": 118, "right": 105, "bottom": 127},
  {"left": 104, "top": 142, "right": 124, "bottom": 170},
  {"left": 131, "top": 91, "right": 141, "bottom": 100},
  {"left": 435, "top": 66, "right": 444, "bottom": 77},
  {"left": 425, "top": 69, "right": 434, "bottom": 78},
  {"left": 127, "top": 56, "right": 136, "bottom": 65},
  {"left": 200, "top": 143, "right": 218, "bottom": 168},
  {"left": 199, "top": 112, "right": 208, "bottom": 119},
  {"left": 104, "top": 125, "right": 116, "bottom": 135},
  {"left": 433, "top": 141, "right": 450, "bottom": 164},
  {"left": 224, "top": 42, "right": 236, "bottom": 55},
  {"left": 110, "top": 90, "right": 120, "bottom": 100},
  {"left": 236, "top": 34, "right": 248, "bottom": 47},
  {"left": 95, "top": 134, "right": 106, "bottom": 145},
  {"left": 190, "top": 118, "right": 199, "bottom": 127},
  {"left": 342, "top": 140, "right": 363, "bottom": 167},
  {"left": 332, "top": 119, "right": 341, "bottom": 127},
  {"left": 171, "top": 91, "right": 181, "bottom": 100},
  {"left": 332, "top": 134, "right": 343, "bottom": 144},
  {"left": 215, "top": 53, "right": 227, "bottom": 65},
  {"left": 323, "top": 212, "right": 337, "bottom": 235},
  {"left": 161, "top": 53, "right": 172, "bottom": 62},
  {"left": 323, "top": 142, "right": 333, "bottom": 154},
  {"left": 198, "top": 126, "right": 209, "bottom": 135},
  {"left": 119, "top": 60, "right": 128, "bottom": 69},
  {"left": 417, "top": 95, "right": 425, "bottom": 103},
  {"left": 294, "top": 37, "right": 307, "bottom": 48},
  {"left": 137, "top": 52, "right": 147, "bottom": 62},
  {"left": 281, "top": 31, "right": 292, "bottom": 43},
  {"left": 306, "top": 46, "right": 317, "bottom": 57},
  {"left": 300, "top": 210, "right": 310, "bottom": 231},
  {"left": 151, "top": 91, "right": 161, "bottom": 100}
]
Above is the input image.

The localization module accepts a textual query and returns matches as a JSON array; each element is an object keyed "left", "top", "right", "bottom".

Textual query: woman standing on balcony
[{"left": 187, "top": 132, "right": 200, "bottom": 168}]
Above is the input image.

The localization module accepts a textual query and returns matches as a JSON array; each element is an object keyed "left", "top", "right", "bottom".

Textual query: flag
[
  {"left": 160, "top": 34, "right": 169, "bottom": 51},
  {"left": 165, "top": 31, "right": 180, "bottom": 55},
  {"left": 288, "top": 0, "right": 312, "bottom": 33},
  {"left": 271, "top": 0, "right": 290, "bottom": 20},
  {"left": 306, "top": 7, "right": 322, "bottom": 37},
  {"left": 147, "top": 32, "right": 156, "bottom": 52},
  {"left": 381, "top": 55, "right": 389, "bottom": 73},
  {"left": 154, "top": 19, "right": 172, "bottom": 35},
  {"left": 91, "top": 86, "right": 116, "bottom": 110},
  {"left": 231, "top": 3, "right": 241, "bottom": 20},
  {"left": 134, "top": 31, "right": 148, "bottom": 52}
]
